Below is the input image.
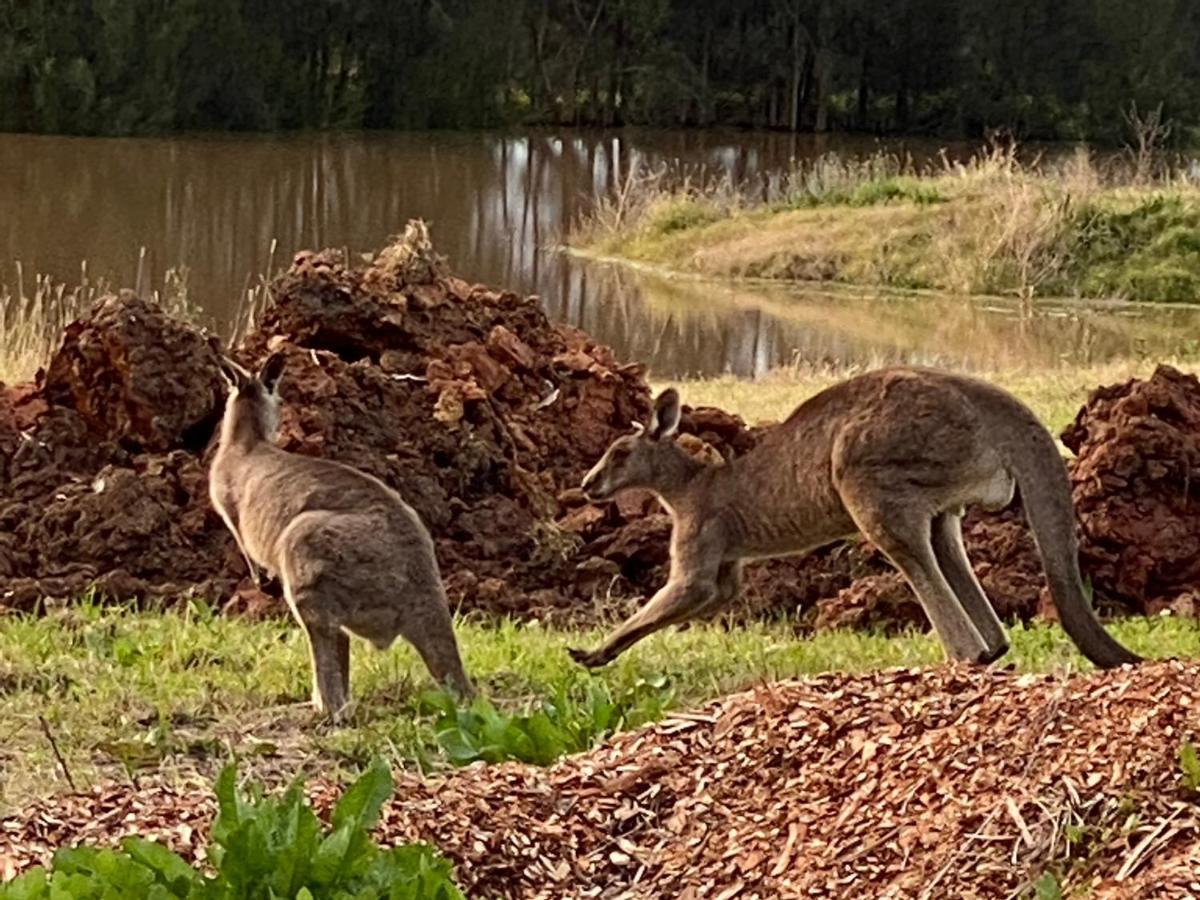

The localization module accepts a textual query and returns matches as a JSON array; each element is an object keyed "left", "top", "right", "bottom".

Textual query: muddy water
[{"left": 3, "top": 129, "right": 1199, "bottom": 377}]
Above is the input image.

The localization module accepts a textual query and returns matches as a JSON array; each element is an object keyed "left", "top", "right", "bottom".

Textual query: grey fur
[
  {"left": 571, "top": 368, "right": 1141, "bottom": 671},
  {"left": 209, "top": 351, "right": 473, "bottom": 720}
]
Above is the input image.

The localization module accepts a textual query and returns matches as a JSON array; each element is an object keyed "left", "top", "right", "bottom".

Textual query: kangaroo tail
[{"left": 986, "top": 397, "right": 1141, "bottom": 668}]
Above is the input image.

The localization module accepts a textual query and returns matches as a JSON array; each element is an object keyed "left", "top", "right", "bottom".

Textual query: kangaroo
[
  {"left": 570, "top": 367, "right": 1142, "bottom": 670},
  {"left": 209, "top": 351, "right": 474, "bottom": 719}
]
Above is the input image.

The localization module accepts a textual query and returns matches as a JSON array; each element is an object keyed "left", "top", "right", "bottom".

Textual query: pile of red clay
[
  {"left": 2, "top": 224, "right": 1200, "bottom": 627},
  {"left": 5, "top": 661, "right": 1198, "bottom": 897}
]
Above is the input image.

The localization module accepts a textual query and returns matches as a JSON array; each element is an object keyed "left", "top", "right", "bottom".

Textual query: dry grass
[
  {"left": 577, "top": 146, "right": 1200, "bottom": 304},
  {"left": 1, "top": 249, "right": 272, "bottom": 384},
  {"left": 0, "top": 263, "right": 99, "bottom": 384}
]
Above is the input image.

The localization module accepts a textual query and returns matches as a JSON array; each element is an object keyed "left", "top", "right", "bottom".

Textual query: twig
[
  {"left": 37, "top": 715, "right": 77, "bottom": 791},
  {"left": 1115, "top": 804, "right": 1188, "bottom": 881}
]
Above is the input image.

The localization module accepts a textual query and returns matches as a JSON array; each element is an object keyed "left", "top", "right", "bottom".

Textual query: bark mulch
[{"left": 4, "top": 661, "right": 1199, "bottom": 898}]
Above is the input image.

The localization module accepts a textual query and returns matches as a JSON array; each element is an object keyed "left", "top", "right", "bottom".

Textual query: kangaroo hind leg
[
  {"left": 841, "top": 486, "right": 991, "bottom": 663},
  {"left": 931, "top": 511, "right": 1008, "bottom": 663}
]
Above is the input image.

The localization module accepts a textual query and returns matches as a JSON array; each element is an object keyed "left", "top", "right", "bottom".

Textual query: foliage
[
  {"left": 1055, "top": 195, "right": 1200, "bottom": 302},
  {"left": 2, "top": 0, "right": 1200, "bottom": 140},
  {"left": 0, "top": 760, "right": 463, "bottom": 900},
  {"left": 424, "top": 675, "right": 672, "bottom": 766},
  {"left": 1179, "top": 741, "right": 1200, "bottom": 792},
  {"left": 1031, "top": 871, "right": 1063, "bottom": 900}
]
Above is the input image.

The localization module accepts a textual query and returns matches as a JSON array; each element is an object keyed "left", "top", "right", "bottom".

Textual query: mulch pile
[
  {"left": 2, "top": 222, "right": 1200, "bottom": 626},
  {"left": 4, "top": 661, "right": 1198, "bottom": 897}
]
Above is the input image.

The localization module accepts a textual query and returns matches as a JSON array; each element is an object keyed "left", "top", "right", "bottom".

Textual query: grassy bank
[
  {"left": 2, "top": 601, "right": 1198, "bottom": 814},
  {"left": 576, "top": 149, "right": 1200, "bottom": 303}
]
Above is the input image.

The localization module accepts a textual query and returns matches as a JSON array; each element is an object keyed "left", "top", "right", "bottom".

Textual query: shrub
[
  {"left": 0, "top": 759, "right": 463, "bottom": 900},
  {"left": 1064, "top": 195, "right": 1200, "bottom": 301},
  {"left": 424, "top": 676, "right": 672, "bottom": 766},
  {"left": 846, "top": 177, "right": 945, "bottom": 207},
  {"left": 642, "top": 196, "right": 726, "bottom": 236}
]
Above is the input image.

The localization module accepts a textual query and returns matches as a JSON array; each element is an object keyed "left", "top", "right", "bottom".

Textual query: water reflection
[
  {"left": 2, "top": 129, "right": 1196, "bottom": 377},
  {"left": 549, "top": 262, "right": 1200, "bottom": 377}
]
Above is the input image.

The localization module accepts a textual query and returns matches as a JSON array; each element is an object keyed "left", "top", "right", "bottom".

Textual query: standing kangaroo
[
  {"left": 209, "top": 351, "right": 473, "bottom": 719},
  {"left": 570, "top": 368, "right": 1141, "bottom": 670}
]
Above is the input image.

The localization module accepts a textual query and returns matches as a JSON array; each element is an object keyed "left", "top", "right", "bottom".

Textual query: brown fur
[
  {"left": 209, "top": 352, "right": 473, "bottom": 720},
  {"left": 571, "top": 367, "right": 1141, "bottom": 670}
]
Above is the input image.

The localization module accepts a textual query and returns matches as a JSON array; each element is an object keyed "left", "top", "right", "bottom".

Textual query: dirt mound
[
  {"left": 0, "top": 228, "right": 894, "bottom": 624},
  {"left": 0, "top": 226, "right": 1197, "bottom": 628},
  {"left": 5, "top": 661, "right": 1198, "bottom": 896},
  {"left": 1063, "top": 365, "right": 1200, "bottom": 617}
]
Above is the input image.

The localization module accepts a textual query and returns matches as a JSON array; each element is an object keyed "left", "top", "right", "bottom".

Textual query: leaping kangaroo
[{"left": 570, "top": 367, "right": 1141, "bottom": 670}]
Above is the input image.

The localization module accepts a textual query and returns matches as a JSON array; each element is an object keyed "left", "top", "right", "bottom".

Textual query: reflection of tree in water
[
  {"left": 544, "top": 261, "right": 1200, "bottom": 378},
  {"left": 1, "top": 129, "right": 938, "bottom": 330},
  {"left": 5, "top": 130, "right": 1200, "bottom": 378}
]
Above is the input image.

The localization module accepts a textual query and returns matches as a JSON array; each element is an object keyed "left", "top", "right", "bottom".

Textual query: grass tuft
[{"left": 0, "top": 259, "right": 199, "bottom": 384}]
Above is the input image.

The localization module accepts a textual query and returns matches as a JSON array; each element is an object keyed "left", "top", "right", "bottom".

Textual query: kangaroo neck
[
  {"left": 218, "top": 408, "right": 271, "bottom": 454},
  {"left": 652, "top": 451, "right": 711, "bottom": 511}
]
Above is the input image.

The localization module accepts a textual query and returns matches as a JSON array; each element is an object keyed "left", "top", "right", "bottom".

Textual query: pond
[{"left": 3, "top": 129, "right": 1197, "bottom": 377}]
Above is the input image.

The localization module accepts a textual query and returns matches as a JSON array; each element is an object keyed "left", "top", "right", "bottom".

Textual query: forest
[{"left": 1, "top": 0, "right": 1198, "bottom": 142}]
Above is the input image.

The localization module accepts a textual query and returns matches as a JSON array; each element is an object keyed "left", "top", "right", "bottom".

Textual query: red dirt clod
[{"left": 1062, "top": 365, "right": 1200, "bottom": 616}]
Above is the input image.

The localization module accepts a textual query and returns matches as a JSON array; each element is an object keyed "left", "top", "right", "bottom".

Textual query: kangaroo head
[
  {"left": 582, "top": 388, "right": 698, "bottom": 501},
  {"left": 217, "top": 351, "right": 287, "bottom": 444}
]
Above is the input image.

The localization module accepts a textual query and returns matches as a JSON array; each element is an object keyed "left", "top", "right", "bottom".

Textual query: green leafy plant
[
  {"left": 1, "top": 760, "right": 463, "bottom": 900},
  {"left": 1179, "top": 741, "right": 1200, "bottom": 792},
  {"left": 1032, "top": 871, "right": 1063, "bottom": 900},
  {"left": 424, "top": 675, "right": 672, "bottom": 766}
]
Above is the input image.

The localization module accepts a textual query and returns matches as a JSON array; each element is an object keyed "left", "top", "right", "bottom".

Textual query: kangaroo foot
[{"left": 568, "top": 646, "right": 610, "bottom": 669}]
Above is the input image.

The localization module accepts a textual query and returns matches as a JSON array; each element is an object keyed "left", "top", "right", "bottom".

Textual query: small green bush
[
  {"left": 642, "top": 197, "right": 726, "bottom": 236},
  {"left": 424, "top": 676, "right": 672, "bottom": 766},
  {"left": 784, "top": 176, "right": 945, "bottom": 209},
  {"left": 0, "top": 760, "right": 463, "bottom": 900},
  {"left": 846, "top": 177, "right": 945, "bottom": 207},
  {"left": 1063, "top": 195, "right": 1200, "bottom": 301}
]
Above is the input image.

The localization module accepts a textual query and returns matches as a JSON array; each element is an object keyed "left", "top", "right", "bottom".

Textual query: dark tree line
[{"left": 2, "top": 0, "right": 1198, "bottom": 142}]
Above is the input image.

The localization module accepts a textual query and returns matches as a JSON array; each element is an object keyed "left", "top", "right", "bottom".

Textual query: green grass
[
  {"left": 577, "top": 150, "right": 1200, "bottom": 304},
  {"left": 3, "top": 600, "right": 1198, "bottom": 814}
]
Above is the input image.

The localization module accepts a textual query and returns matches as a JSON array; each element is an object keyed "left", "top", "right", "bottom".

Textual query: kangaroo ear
[
  {"left": 257, "top": 352, "right": 287, "bottom": 394},
  {"left": 217, "top": 357, "right": 251, "bottom": 390},
  {"left": 648, "top": 388, "right": 681, "bottom": 441}
]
